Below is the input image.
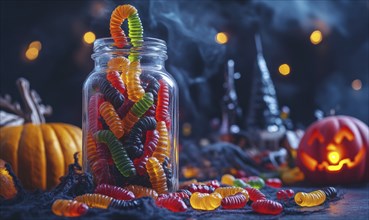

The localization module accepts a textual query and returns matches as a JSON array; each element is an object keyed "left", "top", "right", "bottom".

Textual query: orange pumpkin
[
  {"left": 297, "top": 115, "right": 369, "bottom": 185},
  {"left": 0, "top": 78, "right": 82, "bottom": 190},
  {"left": 0, "top": 123, "right": 82, "bottom": 190}
]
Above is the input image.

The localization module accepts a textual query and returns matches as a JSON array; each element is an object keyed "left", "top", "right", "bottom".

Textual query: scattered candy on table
[
  {"left": 276, "top": 189, "right": 295, "bottom": 201},
  {"left": 74, "top": 193, "right": 114, "bottom": 209},
  {"left": 190, "top": 192, "right": 222, "bottom": 211},
  {"left": 165, "top": 190, "right": 192, "bottom": 199},
  {"left": 221, "top": 193, "right": 248, "bottom": 209},
  {"left": 94, "top": 184, "right": 135, "bottom": 200},
  {"left": 202, "top": 179, "right": 221, "bottom": 189},
  {"left": 109, "top": 199, "right": 143, "bottom": 210},
  {"left": 124, "top": 185, "right": 159, "bottom": 199},
  {"left": 45, "top": 170, "right": 339, "bottom": 217},
  {"left": 265, "top": 178, "right": 282, "bottom": 188},
  {"left": 243, "top": 176, "right": 265, "bottom": 189},
  {"left": 245, "top": 187, "right": 266, "bottom": 202},
  {"left": 294, "top": 187, "right": 338, "bottom": 207},
  {"left": 294, "top": 189, "right": 327, "bottom": 207},
  {"left": 215, "top": 186, "right": 249, "bottom": 199},
  {"left": 321, "top": 187, "right": 338, "bottom": 199},
  {"left": 251, "top": 199, "right": 283, "bottom": 215},
  {"left": 233, "top": 178, "right": 251, "bottom": 188},
  {"left": 51, "top": 199, "right": 89, "bottom": 217},
  {"left": 221, "top": 174, "right": 235, "bottom": 185},
  {"left": 156, "top": 195, "right": 188, "bottom": 212}
]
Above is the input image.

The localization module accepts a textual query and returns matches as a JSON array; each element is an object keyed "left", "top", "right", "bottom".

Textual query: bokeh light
[
  {"left": 215, "top": 32, "right": 228, "bottom": 44},
  {"left": 25, "top": 47, "right": 39, "bottom": 61},
  {"left": 83, "top": 31, "right": 96, "bottom": 44},
  {"left": 182, "top": 122, "right": 192, "bottom": 136},
  {"left": 352, "top": 79, "right": 362, "bottom": 91},
  {"left": 29, "top": 41, "right": 42, "bottom": 51},
  {"left": 310, "top": 30, "right": 323, "bottom": 45},
  {"left": 280, "top": 106, "right": 290, "bottom": 119},
  {"left": 278, "top": 64, "right": 291, "bottom": 76}
]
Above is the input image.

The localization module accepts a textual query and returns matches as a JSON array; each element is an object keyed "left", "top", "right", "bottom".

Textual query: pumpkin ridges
[
  {"left": 59, "top": 123, "right": 83, "bottom": 140},
  {"left": 40, "top": 124, "right": 65, "bottom": 190},
  {"left": 350, "top": 118, "right": 369, "bottom": 181},
  {"left": 49, "top": 124, "right": 78, "bottom": 173},
  {"left": 58, "top": 123, "right": 83, "bottom": 166},
  {"left": 18, "top": 124, "right": 47, "bottom": 190},
  {"left": 0, "top": 126, "right": 23, "bottom": 175}
]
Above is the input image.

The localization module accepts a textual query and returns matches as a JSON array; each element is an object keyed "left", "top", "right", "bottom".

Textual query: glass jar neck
[
  {"left": 94, "top": 54, "right": 166, "bottom": 71},
  {"left": 92, "top": 37, "right": 168, "bottom": 72}
]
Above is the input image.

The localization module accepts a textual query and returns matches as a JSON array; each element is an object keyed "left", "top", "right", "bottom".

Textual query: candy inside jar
[{"left": 82, "top": 37, "right": 178, "bottom": 193}]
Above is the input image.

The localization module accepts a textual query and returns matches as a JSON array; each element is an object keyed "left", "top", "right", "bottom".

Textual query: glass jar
[{"left": 82, "top": 37, "right": 178, "bottom": 193}]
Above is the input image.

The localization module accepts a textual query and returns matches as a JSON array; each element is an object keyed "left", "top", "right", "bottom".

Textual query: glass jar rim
[{"left": 92, "top": 37, "right": 167, "bottom": 60}]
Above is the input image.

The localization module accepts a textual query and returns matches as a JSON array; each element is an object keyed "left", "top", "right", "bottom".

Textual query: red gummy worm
[
  {"left": 87, "top": 133, "right": 114, "bottom": 185},
  {"left": 156, "top": 196, "right": 187, "bottom": 212},
  {"left": 285, "top": 189, "right": 295, "bottom": 198},
  {"left": 245, "top": 187, "right": 266, "bottom": 202},
  {"left": 221, "top": 193, "right": 248, "bottom": 209},
  {"left": 143, "top": 130, "right": 159, "bottom": 156},
  {"left": 106, "top": 71, "right": 126, "bottom": 95},
  {"left": 265, "top": 178, "right": 282, "bottom": 188},
  {"left": 276, "top": 189, "right": 294, "bottom": 201},
  {"left": 251, "top": 199, "right": 283, "bottom": 215},
  {"left": 88, "top": 93, "right": 104, "bottom": 134},
  {"left": 155, "top": 80, "right": 170, "bottom": 128},
  {"left": 95, "top": 184, "right": 135, "bottom": 200},
  {"left": 133, "top": 155, "right": 149, "bottom": 176}
]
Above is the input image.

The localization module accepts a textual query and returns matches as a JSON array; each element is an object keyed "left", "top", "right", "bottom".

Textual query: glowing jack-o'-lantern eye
[
  {"left": 308, "top": 130, "right": 324, "bottom": 146},
  {"left": 334, "top": 128, "right": 354, "bottom": 144},
  {"left": 328, "top": 151, "right": 340, "bottom": 164}
]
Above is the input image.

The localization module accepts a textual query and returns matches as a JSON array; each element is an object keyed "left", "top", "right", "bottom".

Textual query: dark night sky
[{"left": 0, "top": 0, "right": 368, "bottom": 134}]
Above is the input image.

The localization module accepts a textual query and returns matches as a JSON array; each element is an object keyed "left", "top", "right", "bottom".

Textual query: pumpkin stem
[
  {"left": 0, "top": 78, "right": 52, "bottom": 125},
  {"left": 15, "top": 78, "right": 53, "bottom": 124}
]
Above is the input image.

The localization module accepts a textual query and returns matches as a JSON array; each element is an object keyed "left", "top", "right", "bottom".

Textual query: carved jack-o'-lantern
[{"left": 297, "top": 115, "right": 369, "bottom": 185}]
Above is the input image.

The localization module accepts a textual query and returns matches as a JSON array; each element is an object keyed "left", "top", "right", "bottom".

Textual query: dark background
[{"left": 0, "top": 0, "right": 368, "bottom": 137}]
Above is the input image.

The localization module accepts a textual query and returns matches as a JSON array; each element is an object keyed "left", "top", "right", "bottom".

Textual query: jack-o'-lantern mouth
[{"left": 301, "top": 147, "right": 366, "bottom": 172}]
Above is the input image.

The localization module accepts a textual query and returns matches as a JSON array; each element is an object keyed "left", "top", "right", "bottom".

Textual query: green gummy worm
[
  {"left": 94, "top": 130, "right": 136, "bottom": 177},
  {"left": 131, "top": 92, "right": 154, "bottom": 118}
]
